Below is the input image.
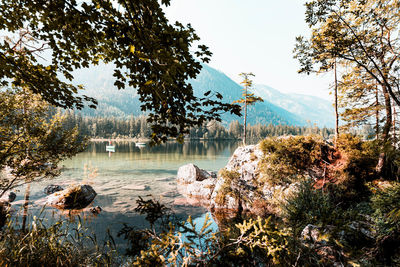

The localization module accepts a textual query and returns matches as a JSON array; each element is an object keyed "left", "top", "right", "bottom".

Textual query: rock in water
[
  {"left": 177, "top": 163, "right": 216, "bottom": 184},
  {"left": 90, "top": 206, "right": 102, "bottom": 214},
  {"left": 46, "top": 185, "right": 97, "bottom": 209},
  {"left": 176, "top": 164, "right": 217, "bottom": 203},
  {"left": 44, "top": 185, "right": 64, "bottom": 195},
  {"left": 0, "top": 191, "right": 16, "bottom": 202},
  {"left": 122, "top": 184, "right": 150, "bottom": 190}
]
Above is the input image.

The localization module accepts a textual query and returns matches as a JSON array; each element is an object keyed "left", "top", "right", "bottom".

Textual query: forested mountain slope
[{"left": 72, "top": 63, "right": 333, "bottom": 127}]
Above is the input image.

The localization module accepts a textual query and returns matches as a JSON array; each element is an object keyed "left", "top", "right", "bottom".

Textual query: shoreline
[{"left": 90, "top": 137, "right": 241, "bottom": 142}]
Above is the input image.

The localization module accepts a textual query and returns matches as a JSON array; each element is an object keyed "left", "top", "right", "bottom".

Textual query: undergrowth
[{"left": 0, "top": 214, "right": 118, "bottom": 267}]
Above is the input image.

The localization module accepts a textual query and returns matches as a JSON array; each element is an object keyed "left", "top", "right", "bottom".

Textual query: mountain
[
  {"left": 187, "top": 64, "right": 305, "bottom": 126},
  {"left": 70, "top": 63, "right": 332, "bottom": 127},
  {"left": 71, "top": 65, "right": 142, "bottom": 117},
  {"left": 252, "top": 84, "right": 334, "bottom": 127}
]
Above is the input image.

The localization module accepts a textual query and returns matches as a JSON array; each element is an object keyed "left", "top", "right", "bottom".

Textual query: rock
[
  {"left": 301, "top": 224, "right": 344, "bottom": 265},
  {"left": 176, "top": 164, "right": 217, "bottom": 202},
  {"left": 161, "top": 191, "right": 180, "bottom": 198},
  {"left": 0, "top": 191, "right": 16, "bottom": 202},
  {"left": 178, "top": 178, "right": 216, "bottom": 199},
  {"left": 44, "top": 185, "right": 64, "bottom": 195},
  {"left": 46, "top": 184, "right": 97, "bottom": 210},
  {"left": 210, "top": 144, "right": 264, "bottom": 211},
  {"left": 90, "top": 206, "right": 102, "bottom": 214},
  {"left": 301, "top": 224, "right": 324, "bottom": 243},
  {"left": 176, "top": 143, "right": 299, "bottom": 214},
  {"left": 122, "top": 184, "right": 150, "bottom": 190},
  {"left": 347, "top": 221, "right": 374, "bottom": 239},
  {"left": 225, "top": 144, "right": 263, "bottom": 181},
  {"left": 155, "top": 177, "right": 175, "bottom": 182},
  {"left": 173, "top": 197, "right": 205, "bottom": 207},
  {"left": 177, "top": 164, "right": 216, "bottom": 184}
]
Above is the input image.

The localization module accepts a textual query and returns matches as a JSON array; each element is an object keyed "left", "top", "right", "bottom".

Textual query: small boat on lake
[
  {"left": 106, "top": 140, "right": 115, "bottom": 152},
  {"left": 106, "top": 145, "right": 115, "bottom": 152},
  {"left": 135, "top": 142, "right": 146, "bottom": 148}
]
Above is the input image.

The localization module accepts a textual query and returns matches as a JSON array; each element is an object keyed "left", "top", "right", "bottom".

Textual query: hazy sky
[{"left": 165, "top": 0, "right": 334, "bottom": 100}]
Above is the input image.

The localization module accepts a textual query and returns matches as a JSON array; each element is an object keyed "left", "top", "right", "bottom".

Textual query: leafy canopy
[
  {"left": 0, "top": 88, "right": 86, "bottom": 195},
  {"left": 0, "top": 0, "right": 240, "bottom": 144},
  {"left": 294, "top": 0, "right": 400, "bottom": 108}
]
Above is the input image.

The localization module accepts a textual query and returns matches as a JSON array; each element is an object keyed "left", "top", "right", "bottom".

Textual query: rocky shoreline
[
  {"left": 176, "top": 143, "right": 299, "bottom": 215},
  {"left": 175, "top": 139, "right": 334, "bottom": 216}
]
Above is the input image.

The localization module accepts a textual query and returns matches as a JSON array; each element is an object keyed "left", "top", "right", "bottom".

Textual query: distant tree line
[{"left": 63, "top": 110, "right": 335, "bottom": 141}]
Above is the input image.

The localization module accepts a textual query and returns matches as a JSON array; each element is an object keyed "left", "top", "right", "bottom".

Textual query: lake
[{"left": 11, "top": 140, "right": 240, "bottom": 247}]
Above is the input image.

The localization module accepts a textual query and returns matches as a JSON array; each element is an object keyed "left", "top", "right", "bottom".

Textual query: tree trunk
[
  {"left": 243, "top": 85, "right": 247, "bottom": 146},
  {"left": 376, "top": 84, "right": 379, "bottom": 139},
  {"left": 393, "top": 105, "right": 396, "bottom": 139},
  {"left": 376, "top": 84, "right": 392, "bottom": 174},
  {"left": 334, "top": 59, "right": 339, "bottom": 142}
]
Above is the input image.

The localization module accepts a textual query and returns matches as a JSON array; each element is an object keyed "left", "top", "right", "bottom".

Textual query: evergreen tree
[{"left": 233, "top": 73, "right": 264, "bottom": 145}]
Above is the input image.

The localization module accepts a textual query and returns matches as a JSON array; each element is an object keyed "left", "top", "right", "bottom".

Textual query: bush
[
  {"left": 282, "top": 180, "right": 349, "bottom": 231},
  {"left": 371, "top": 183, "right": 400, "bottom": 243},
  {"left": 335, "top": 134, "right": 378, "bottom": 183},
  {"left": 367, "top": 182, "right": 400, "bottom": 264},
  {"left": 259, "top": 135, "right": 325, "bottom": 186},
  {"left": 0, "top": 216, "right": 118, "bottom": 266}
]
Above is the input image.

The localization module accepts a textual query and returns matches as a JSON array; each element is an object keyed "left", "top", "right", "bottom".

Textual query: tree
[
  {"left": 337, "top": 65, "right": 384, "bottom": 134},
  {"left": 294, "top": 0, "right": 400, "bottom": 174},
  {"left": 0, "top": 88, "right": 86, "bottom": 196},
  {"left": 0, "top": 30, "right": 86, "bottom": 203},
  {"left": 294, "top": 43, "right": 340, "bottom": 140},
  {"left": 0, "top": 0, "right": 240, "bottom": 144},
  {"left": 233, "top": 73, "right": 263, "bottom": 145}
]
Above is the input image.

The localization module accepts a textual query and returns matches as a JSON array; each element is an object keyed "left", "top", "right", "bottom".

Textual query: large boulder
[
  {"left": 176, "top": 164, "right": 217, "bottom": 202},
  {"left": 225, "top": 144, "right": 264, "bottom": 180},
  {"left": 178, "top": 179, "right": 216, "bottom": 199},
  {"left": 210, "top": 144, "right": 264, "bottom": 211},
  {"left": 46, "top": 184, "right": 97, "bottom": 210},
  {"left": 0, "top": 191, "right": 16, "bottom": 202},
  {"left": 177, "top": 164, "right": 216, "bottom": 184},
  {"left": 176, "top": 145, "right": 265, "bottom": 212},
  {"left": 176, "top": 143, "right": 301, "bottom": 215}
]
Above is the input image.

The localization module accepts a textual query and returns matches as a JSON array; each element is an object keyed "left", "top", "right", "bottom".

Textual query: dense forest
[{"left": 62, "top": 110, "right": 336, "bottom": 141}]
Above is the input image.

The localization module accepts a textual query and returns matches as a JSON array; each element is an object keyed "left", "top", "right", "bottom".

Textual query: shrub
[
  {"left": 370, "top": 182, "right": 400, "bottom": 264},
  {"left": 259, "top": 135, "right": 325, "bottom": 186},
  {"left": 282, "top": 180, "right": 347, "bottom": 231},
  {"left": 0, "top": 216, "right": 118, "bottom": 266},
  {"left": 214, "top": 169, "right": 241, "bottom": 207},
  {"left": 371, "top": 182, "right": 400, "bottom": 236},
  {"left": 334, "top": 134, "right": 378, "bottom": 184}
]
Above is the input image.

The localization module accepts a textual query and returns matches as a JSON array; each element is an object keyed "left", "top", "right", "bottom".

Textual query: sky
[{"left": 165, "top": 0, "right": 334, "bottom": 100}]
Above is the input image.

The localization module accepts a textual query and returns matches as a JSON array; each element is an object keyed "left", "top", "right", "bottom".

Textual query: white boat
[
  {"left": 135, "top": 142, "right": 146, "bottom": 148},
  {"left": 106, "top": 145, "right": 115, "bottom": 152}
]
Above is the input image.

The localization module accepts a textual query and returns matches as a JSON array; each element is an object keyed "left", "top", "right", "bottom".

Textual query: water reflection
[{"left": 87, "top": 140, "right": 239, "bottom": 158}]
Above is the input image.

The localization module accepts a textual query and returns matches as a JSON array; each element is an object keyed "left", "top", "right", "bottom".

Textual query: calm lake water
[{"left": 11, "top": 141, "right": 240, "bottom": 247}]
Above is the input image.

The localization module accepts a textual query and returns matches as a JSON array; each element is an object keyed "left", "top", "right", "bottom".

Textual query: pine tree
[{"left": 233, "top": 73, "right": 263, "bottom": 145}]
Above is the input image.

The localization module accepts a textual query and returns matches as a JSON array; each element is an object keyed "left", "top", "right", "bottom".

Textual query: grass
[{"left": 0, "top": 213, "right": 119, "bottom": 267}]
